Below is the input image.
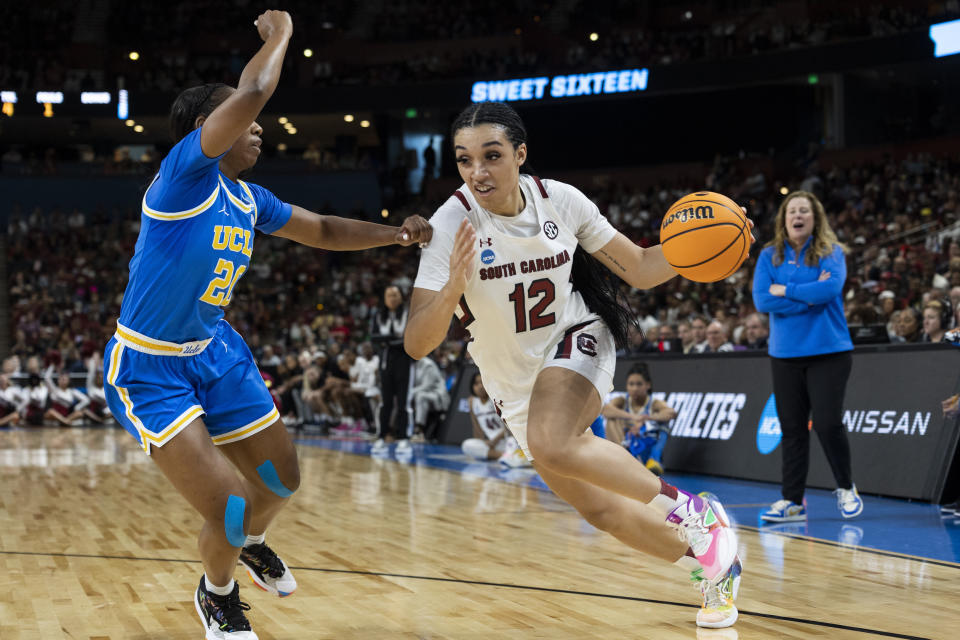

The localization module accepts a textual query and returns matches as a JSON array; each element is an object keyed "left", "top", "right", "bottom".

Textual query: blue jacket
[{"left": 752, "top": 239, "right": 853, "bottom": 358}]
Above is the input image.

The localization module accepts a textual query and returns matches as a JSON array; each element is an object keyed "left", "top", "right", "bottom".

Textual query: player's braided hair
[
  {"left": 451, "top": 102, "right": 637, "bottom": 349},
  {"left": 168, "top": 83, "right": 231, "bottom": 142}
]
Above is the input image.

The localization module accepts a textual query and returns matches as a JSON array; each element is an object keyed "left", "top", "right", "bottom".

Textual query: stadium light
[
  {"left": 134, "top": 124, "right": 144, "bottom": 132},
  {"left": 278, "top": 116, "right": 288, "bottom": 124},
  {"left": 381, "top": 209, "right": 389, "bottom": 218},
  {"left": 589, "top": 32, "right": 599, "bottom": 42},
  {"left": 931, "top": 19, "right": 960, "bottom": 57},
  {"left": 125, "top": 119, "right": 135, "bottom": 127},
  {"left": 117, "top": 89, "right": 129, "bottom": 119},
  {"left": 277, "top": 143, "right": 287, "bottom": 151},
  {"left": 81, "top": 92, "right": 111, "bottom": 104},
  {"left": 360, "top": 120, "right": 370, "bottom": 128},
  {"left": 287, "top": 127, "right": 297, "bottom": 134},
  {"left": 35, "top": 91, "right": 64, "bottom": 104},
  {"left": 344, "top": 114, "right": 354, "bottom": 122},
  {"left": 303, "top": 49, "right": 313, "bottom": 57},
  {"left": 780, "top": 186, "right": 789, "bottom": 195},
  {"left": 129, "top": 51, "right": 140, "bottom": 61}
]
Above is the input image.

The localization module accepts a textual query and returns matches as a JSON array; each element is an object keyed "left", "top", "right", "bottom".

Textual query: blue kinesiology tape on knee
[
  {"left": 256, "top": 459, "right": 294, "bottom": 498},
  {"left": 224, "top": 494, "right": 247, "bottom": 547}
]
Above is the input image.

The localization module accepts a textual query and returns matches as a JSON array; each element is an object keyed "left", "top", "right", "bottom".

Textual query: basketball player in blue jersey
[
  {"left": 405, "top": 102, "right": 749, "bottom": 629},
  {"left": 102, "top": 11, "right": 431, "bottom": 639}
]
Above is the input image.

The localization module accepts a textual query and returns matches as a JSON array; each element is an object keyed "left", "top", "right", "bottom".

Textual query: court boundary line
[
  {"left": 296, "top": 440, "right": 960, "bottom": 571},
  {"left": 0, "top": 549, "right": 930, "bottom": 639},
  {"left": 736, "top": 524, "right": 960, "bottom": 570}
]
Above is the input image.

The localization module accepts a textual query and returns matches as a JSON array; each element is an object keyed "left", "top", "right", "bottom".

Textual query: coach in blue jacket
[{"left": 752, "top": 190, "right": 863, "bottom": 523}]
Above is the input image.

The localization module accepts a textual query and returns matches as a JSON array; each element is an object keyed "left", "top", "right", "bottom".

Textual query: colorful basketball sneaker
[
  {"left": 834, "top": 485, "right": 863, "bottom": 519},
  {"left": 194, "top": 576, "right": 258, "bottom": 639},
  {"left": 693, "top": 554, "right": 742, "bottom": 628},
  {"left": 239, "top": 542, "right": 297, "bottom": 597},
  {"left": 761, "top": 499, "right": 806, "bottom": 523},
  {"left": 666, "top": 491, "right": 738, "bottom": 581}
]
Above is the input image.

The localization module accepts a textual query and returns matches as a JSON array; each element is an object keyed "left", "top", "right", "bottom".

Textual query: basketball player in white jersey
[{"left": 405, "top": 102, "right": 747, "bottom": 629}]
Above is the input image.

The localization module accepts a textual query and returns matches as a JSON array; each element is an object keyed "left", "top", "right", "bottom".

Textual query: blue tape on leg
[
  {"left": 224, "top": 494, "right": 247, "bottom": 547},
  {"left": 256, "top": 460, "right": 294, "bottom": 498}
]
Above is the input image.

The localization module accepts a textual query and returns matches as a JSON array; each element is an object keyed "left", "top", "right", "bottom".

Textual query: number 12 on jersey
[{"left": 507, "top": 278, "right": 556, "bottom": 333}]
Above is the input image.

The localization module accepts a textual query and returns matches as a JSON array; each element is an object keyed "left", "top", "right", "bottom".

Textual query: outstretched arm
[{"left": 272, "top": 205, "right": 433, "bottom": 250}]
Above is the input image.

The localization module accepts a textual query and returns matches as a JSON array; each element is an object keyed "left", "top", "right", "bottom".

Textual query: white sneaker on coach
[{"left": 835, "top": 485, "right": 863, "bottom": 518}]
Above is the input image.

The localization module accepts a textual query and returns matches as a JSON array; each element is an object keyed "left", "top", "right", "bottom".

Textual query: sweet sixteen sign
[{"left": 471, "top": 68, "right": 649, "bottom": 103}]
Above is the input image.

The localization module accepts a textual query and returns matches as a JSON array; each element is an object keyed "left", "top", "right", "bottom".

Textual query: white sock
[
  {"left": 204, "top": 575, "right": 235, "bottom": 596},
  {"left": 674, "top": 554, "right": 701, "bottom": 574},
  {"left": 244, "top": 533, "right": 265, "bottom": 547}
]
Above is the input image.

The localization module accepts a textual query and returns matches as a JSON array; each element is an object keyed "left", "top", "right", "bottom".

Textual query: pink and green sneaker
[{"left": 666, "top": 491, "right": 738, "bottom": 581}]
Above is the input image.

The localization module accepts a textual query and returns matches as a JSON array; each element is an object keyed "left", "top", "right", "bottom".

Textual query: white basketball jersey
[
  {"left": 470, "top": 396, "right": 506, "bottom": 440},
  {"left": 453, "top": 177, "right": 599, "bottom": 404}
]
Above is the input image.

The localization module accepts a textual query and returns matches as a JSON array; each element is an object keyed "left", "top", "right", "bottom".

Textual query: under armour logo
[
  {"left": 543, "top": 221, "right": 559, "bottom": 239},
  {"left": 479, "top": 237, "right": 493, "bottom": 247}
]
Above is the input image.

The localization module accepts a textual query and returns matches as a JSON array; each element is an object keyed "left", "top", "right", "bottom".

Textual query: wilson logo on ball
[
  {"left": 659, "top": 191, "right": 751, "bottom": 283},
  {"left": 661, "top": 205, "right": 715, "bottom": 230}
]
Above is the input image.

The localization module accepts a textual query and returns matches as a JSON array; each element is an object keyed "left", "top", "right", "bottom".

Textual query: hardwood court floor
[{"left": 0, "top": 427, "right": 954, "bottom": 639}]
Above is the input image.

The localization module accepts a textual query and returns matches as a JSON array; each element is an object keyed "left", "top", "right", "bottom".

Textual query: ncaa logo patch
[
  {"left": 577, "top": 333, "right": 598, "bottom": 357},
  {"left": 480, "top": 248, "right": 496, "bottom": 264},
  {"left": 543, "top": 220, "right": 559, "bottom": 239},
  {"left": 756, "top": 393, "right": 782, "bottom": 454}
]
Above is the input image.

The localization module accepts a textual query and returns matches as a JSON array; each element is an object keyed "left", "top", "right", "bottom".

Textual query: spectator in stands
[
  {"left": 0, "top": 374, "right": 25, "bottom": 427},
  {"left": 348, "top": 342, "right": 380, "bottom": 433},
  {"left": 690, "top": 315, "right": 709, "bottom": 352},
  {"left": 698, "top": 320, "right": 734, "bottom": 353},
  {"left": 894, "top": 307, "right": 923, "bottom": 343},
  {"left": 753, "top": 190, "right": 862, "bottom": 523},
  {"left": 656, "top": 323, "right": 682, "bottom": 353},
  {"left": 371, "top": 285, "right": 414, "bottom": 452},
  {"left": 461, "top": 372, "right": 509, "bottom": 461},
  {"left": 922, "top": 300, "right": 950, "bottom": 343},
  {"left": 82, "top": 354, "right": 109, "bottom": 424},
  {"left": 677, "top": 319, "right": 698, "bottom": 354},
  {"left": 743, "top": 313, "right": 769, "bottom": 350},
  {"left": 408, "top": 347, "right": 450, "bottom": 443},
  {"left": 43, "top": 365, "right": 89, "bottom": 426}
]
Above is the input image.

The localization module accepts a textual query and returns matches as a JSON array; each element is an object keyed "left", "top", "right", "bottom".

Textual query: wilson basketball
[{"left": 659, "top": 191, "right": 750, "bottom": 283}]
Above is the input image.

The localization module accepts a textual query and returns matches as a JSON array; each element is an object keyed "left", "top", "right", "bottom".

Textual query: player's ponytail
[
  {"left": 570, "top": 248, "right": 637, "bottom": 349},
  {"left": 168, "top": 83, "right": 231, "bottom": 142}
]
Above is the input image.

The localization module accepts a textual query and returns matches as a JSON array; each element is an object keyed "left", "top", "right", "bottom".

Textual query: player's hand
[
  {"left": 396, "top": 215, "right": 433, "bottom": 247},
  {"left": 447, "top": 219, "right": 477, "bottom": 296},
  {"left": 741, "top": 206, "right": 756, "bottom": 245},
  {"left": 943, "top": 394, "right": 959, "bottom": 418},
  {"left": 769, "top": 284, "right": 786, "bottom": 297},
  {"left": 255, "top": 10, "right": 293, "bottom": 42},
  {"left": 819, "top": 270, "right": 831, "bottom": 281}
]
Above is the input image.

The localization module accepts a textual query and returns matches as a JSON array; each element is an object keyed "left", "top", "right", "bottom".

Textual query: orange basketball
[{"left": 659, "top": 191, "right": 750, "bottom": 283}]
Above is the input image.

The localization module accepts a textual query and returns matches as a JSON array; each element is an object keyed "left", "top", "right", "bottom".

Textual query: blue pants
[
  {"left": 625, "top": 430, "right": 668, "bottom": 464},
  {"left": 589, "top": 415, "right": 605, "bottom": 439}
]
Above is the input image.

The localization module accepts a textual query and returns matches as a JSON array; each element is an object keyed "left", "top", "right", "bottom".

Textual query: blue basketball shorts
[{"left": 103, "top": 320, "right": 279, "bottom": 455}]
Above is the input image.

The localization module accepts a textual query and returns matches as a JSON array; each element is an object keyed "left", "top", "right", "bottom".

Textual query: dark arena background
[{"left": 1, "top": 1, "right": 959, "bottom": 638}]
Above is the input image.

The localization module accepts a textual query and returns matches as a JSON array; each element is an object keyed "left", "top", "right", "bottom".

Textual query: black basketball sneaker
[
  {"left": 194, "top": 576, "right": 258, "bottom": 639},
  {"left": 239, "top": 542, "right": 298, "bottom": 597}
]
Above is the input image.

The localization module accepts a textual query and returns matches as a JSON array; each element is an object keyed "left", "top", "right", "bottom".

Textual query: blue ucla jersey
[{"left": 118, "top": 128, "right": 292, "bottom": 344}]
